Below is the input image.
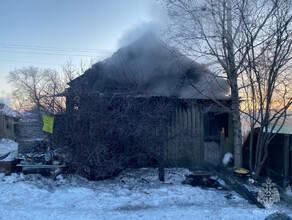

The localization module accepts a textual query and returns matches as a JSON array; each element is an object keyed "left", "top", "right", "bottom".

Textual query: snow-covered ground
[{"left": 0, "top": 168, "right": 291, "bottom": 220}]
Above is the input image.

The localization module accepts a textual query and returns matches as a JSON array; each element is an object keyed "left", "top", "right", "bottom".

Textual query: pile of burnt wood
[
  {"left": 183, "top": 164, "right": 266, "bottom": 209},
  {"left": 182, "top": 173, "right": 227, "bottom": 189}
]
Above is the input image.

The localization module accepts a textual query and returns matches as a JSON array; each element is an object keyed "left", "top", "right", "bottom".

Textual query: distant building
[{"left": 0, "top": 103, "right": 20, "bottom": 141}]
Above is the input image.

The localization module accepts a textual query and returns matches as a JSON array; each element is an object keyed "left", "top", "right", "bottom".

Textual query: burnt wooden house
[{"left": 65, "top": 33, "right": 234, "bottom": 168}]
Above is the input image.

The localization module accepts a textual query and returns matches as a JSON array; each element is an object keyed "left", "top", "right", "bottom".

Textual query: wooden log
[
  {"left": 0, "top": 152, "right": 10, "bottom": 160},
  {"left": 17, "top": 164, "right": 66, "bottom": 168},
  {"left": 183, "top": 172, "right": 229, "bottom": 190}
]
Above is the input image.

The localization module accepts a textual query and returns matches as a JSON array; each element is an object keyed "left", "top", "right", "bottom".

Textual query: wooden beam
[
  {"left": 17, "top": 164, "right": 66, "bottom": 168},
  {"left": 283, "top": 134, "right": 289, "bottom": 190},
  {"left": 204, "top": 163, "right": 265, "bottom": 209}
]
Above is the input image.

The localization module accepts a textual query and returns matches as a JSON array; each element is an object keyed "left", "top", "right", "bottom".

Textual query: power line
[
  {"left": 0, "top": 59, "right": 61, "bottom": 66},
  {"left": 0, "top": 50, "right": 109, "bottom": 57},
  {"left": 0, "top": 45, "right": 113, "bottom": 54},
  {"left": 0, "top": 43, "right": 114, "bottom": 53}
]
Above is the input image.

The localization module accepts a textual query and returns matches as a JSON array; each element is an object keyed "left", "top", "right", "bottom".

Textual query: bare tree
[
  {"left": 162, "top": 0, "right": 286, "bottom": 168},
  {"left": 10, "top": 93, "right": 28, "bottom": 113},
  {"left": 8, "top": 66, "right": 65, "bottom": 115},
  {"left": 62, "top": 59, "right": 92, "bottom": 85},
  {"left": 240, "top": 0, "right": 292, "bottom": 178}
]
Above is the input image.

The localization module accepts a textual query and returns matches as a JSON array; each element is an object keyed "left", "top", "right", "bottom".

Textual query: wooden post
[
  {"left": 158, "top": 160, "right": 165, "bottom": 182},
  {"left": 158, "top": 131, "right": 165, "bottom": 182},
  {"left": 220, "top": 128, "right": 226, "bottom": 165},
  {"left": 283, "top": 134, "right": 289, "bottom": 190},
  {"left": 158, "top": 119, "right": 165, "bottom": 182}
]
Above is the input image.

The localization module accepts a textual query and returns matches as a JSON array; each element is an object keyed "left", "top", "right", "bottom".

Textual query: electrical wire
[
  {"left": 0, "top": 50, "right": 109, "bottom": 57},
  {"left": 0, "top": 59, "right": 61, "bottom": 66},
  {"left": 0, "top": 45, "right": 113, "bottom": 54},
  {"left": 0, "top": 43, "right": 114, "bottom": 66},
  {"left": 0, "top": 43, "right": 114, "bottom": 53}
]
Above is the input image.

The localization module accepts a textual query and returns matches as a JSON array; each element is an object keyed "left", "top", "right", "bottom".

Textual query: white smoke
[
  {"left": 118, "top": 0, "right": 169, "bottom": 48},
  {"left": 118, "top": 22, "right": 162, "bottom": 47},
  {"left": 83, "top": 2, "right": 230, "bottom": 99}
]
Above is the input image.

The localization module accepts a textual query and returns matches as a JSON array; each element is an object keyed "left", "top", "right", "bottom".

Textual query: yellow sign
[{"left": 43, "top": 115, "right": 54, "bottom": 133}]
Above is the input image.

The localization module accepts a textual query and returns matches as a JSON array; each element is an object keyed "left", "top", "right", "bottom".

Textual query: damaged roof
[{"left": 69, "top": 32, "right": 230, "bottom": 100}]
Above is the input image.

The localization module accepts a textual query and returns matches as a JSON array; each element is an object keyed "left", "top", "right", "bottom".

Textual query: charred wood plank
[
  {"left": 0, "top": 152, "right": 10, "bottom": 160},
  {"left": 183, "top": 173, "right": 229, "bottom": 190},
  {"left": 283, "top": 134, "right": 289, "bottom": 190},
  {"left": 203, "top": 163, "right": 265, "bottom": 209}
]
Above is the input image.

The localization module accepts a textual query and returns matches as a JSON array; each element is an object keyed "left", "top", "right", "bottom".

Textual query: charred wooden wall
[
  {"left": 165, "top": 101, "right": 233, "bottom": 168},
  {"left": 62, "top": 94, "right": 233, "bottom": 169}
]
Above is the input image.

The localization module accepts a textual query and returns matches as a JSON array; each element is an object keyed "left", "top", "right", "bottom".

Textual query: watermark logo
[{"left": 257, "top": 177, "right": 280, "bottom": 207}]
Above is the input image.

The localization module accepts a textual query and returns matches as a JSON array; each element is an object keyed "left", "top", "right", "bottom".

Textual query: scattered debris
[
  {"left": 141, "top": 177, "right": 150, "bottom": 184},
  {"left": 140, "top": 190, "right": 151, "bottom": 194},
  {"left": 3, "top": 168, "right": 288, "bottom": 220},
  {"left": 248, "top": 178, "right": 255, "bottom": 184},
  {"left": 0, "top": 152, "right": 10, "bottom": 160},
  {"left": 224, "top": 193, "right": 234, "bottom": 200},
  {"left": 182, "top": 173, "right": 228, "bottom": 190},
  {"left": 203, "top": 163, "right": 265, "bottom": 209},
  {"left": 16, "top": 148, "right": 65, "bottom": 176}
]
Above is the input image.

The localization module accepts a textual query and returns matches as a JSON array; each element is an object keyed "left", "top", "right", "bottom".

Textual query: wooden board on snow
[
  {"left": 203, "top": 163, "right": 265, "bottom": 209},
  {"left": 17, "top": 164, "right": 66, "bottom": 169}
]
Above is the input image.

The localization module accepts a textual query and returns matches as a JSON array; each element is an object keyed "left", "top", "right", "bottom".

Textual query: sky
[{"left": 0, "top": 0, "right": 161, "bottom": 102}]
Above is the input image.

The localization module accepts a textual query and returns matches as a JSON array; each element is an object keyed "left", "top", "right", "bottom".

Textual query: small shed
[{"left": 0, "top": 103, "right": 20, "bottom": 141}]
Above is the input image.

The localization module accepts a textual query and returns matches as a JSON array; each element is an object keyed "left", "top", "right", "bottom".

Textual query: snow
[
  {"left": 0, "top": 139, "right": 18, "bottom": 161},
  {"left": 0, "top": 168, "right": 291, "bottom": 220},
  {"left": 222, "top": 152, "right": 233, "bottom": 166},
  {"left": 0, "top": 105, "right": 20, "bottom": 118}
]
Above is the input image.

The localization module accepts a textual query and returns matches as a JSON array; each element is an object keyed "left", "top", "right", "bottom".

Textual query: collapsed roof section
[{"left": 68, "top": 32, "right": 230, "bottom": 100}]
